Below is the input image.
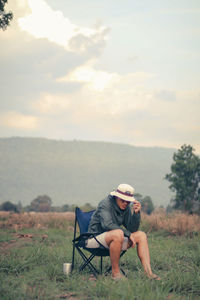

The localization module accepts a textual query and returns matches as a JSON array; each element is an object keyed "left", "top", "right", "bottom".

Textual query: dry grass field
[
  {"left": 141, "top": 210, "right": 200, "bottom": 236},
  {"left": 0, "top": 210, "right": 200, "bottom": 300},
  {"left": 0, "top": 211, "right": 75, "bottom": 231},
  {"left": 0, "top": 210, "right": 199, "bottom": 236}
]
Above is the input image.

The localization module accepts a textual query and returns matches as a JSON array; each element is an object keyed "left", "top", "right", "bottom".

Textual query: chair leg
[
  {"left": 120, "top": 268, "right": 127, "bottom": 277},
  {"left": 72, "top": 242, "right": 76, "bottom": 271},
  {"left": 79, "top": 253, "right": 95, "bottom": 271},
  {"left": 100, "top": 256, "right": 103, "bottom": 274},
  {"left": 104, "top": 265, "right": 111, "bottom": 276},
  {"left": 72, "top": 212, "right": 77, "bottom": 271},
  {"left": 76, "top": 247, "right": 100, "bottom": 275}
]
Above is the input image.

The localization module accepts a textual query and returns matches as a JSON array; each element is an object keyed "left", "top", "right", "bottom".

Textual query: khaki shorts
[{"left": 86, "top": 232, "right": 129, "bottom": 251}]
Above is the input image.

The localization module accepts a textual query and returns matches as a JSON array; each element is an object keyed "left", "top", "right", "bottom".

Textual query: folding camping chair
[{"left": 71, "top": 207, "right": 126, "bottom": 277}]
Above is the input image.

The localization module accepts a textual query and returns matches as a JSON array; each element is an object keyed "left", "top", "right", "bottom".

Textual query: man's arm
[{"left": 123, "top": 200, "right": 141, "bottom": 234}]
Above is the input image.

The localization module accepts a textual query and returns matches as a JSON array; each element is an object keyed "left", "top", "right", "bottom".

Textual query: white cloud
[
  {"left": 57, "top": 61, "right": 154, "bottom": 93},
  {"left": 0, "top": 112, "right": 39, "bottom": 130},
  {"left": 29, "top": 64, "right": 200, "bottom": 152},
  {"left": 57, "top": 64, "right": 118, "bottom": 92},
  {"left": 18, "top": 0, "right": 109, "bottom": 52},
  {"left": 32, "top": 93, "right": 70, "bottom": 115},
  {"left": 33, "top": 68, "right": 157, "bottom": 121},
  {"left": 1, "top": 0, "right": 199, "bottom": 153}
]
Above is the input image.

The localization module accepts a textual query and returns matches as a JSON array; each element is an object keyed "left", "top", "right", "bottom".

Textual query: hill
[{"left": 0, "top": 137, "right": 175, "bottom": 207}]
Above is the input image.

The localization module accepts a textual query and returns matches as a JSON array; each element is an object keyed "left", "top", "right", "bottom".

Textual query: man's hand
[
  {"left": 128, "top": 233, "right": 136, "bottom": 248},
  {"left": 133, "top": 200, "right": 141, "bottom": 214}
]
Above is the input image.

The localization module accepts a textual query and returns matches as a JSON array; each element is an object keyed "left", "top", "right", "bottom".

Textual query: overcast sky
[{"left": 1, "top": 0, "right": 200, "bottom": 152}]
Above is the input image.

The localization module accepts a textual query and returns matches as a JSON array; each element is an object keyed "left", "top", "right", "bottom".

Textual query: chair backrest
[{"left": 75, "top": 207, "right": 95, "bottom": 234}]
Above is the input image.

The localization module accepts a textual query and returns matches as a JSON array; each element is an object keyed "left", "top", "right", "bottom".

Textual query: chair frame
[{"left": 71, "top": 207, "right": 126, "bottom": 277}]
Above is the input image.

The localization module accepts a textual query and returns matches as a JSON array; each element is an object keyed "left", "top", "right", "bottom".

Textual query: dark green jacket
[{"left": 88, "top": 195, "right": 140, "bottom": 238}]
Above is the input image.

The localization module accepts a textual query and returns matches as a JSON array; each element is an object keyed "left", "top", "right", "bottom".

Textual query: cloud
[
  {"left": 67, "top": 28, "right": 110, "bottom": 55},
  {"left": 0, "top": 37, "right": 82, "bottom": 113},
  {"left": 31, "top": 67, "right": 157, "bottom": 124},
  {"left": 57, "top": 64, "right": 118, "bottom": 92},
  {"left": 32, "top": 69, "right": 200, "bottom": 152},
  {"left": 156, "top": 90, "right": 177, "bottom": 102},
  {"left": 1, "top": 0, "right": 199, "bottom": 154},
  {"left": 32, "top": 93, "right": 70, "bottom": 115},
  {"left": 0, "top": 112, "right": 39, "bottom": 130},
  {"left": 18, "top": 0, "right": 109, "bottom": 54},
  {"left": 0, "top": 0, "right": 110, "bottom": 115},
  {"left": 57, "top": 61, "right": 154, "bottom": 93}
]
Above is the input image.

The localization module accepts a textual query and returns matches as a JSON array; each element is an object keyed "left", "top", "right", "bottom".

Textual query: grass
[{"left": 0, "top": 212, "right": 200, "bottom": 300}]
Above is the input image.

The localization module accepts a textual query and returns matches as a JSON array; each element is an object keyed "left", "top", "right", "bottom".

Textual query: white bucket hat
[{"left": 110, "top": 183, "right": 135, "bottom": 202}]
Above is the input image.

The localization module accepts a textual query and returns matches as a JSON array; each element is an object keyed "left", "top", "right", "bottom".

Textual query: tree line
[
  {"left": 0, "top": 193, "right": 155, "bottom": 215},
  {"left": 0, "top": 195, "right": 86, "bottom": 214}
]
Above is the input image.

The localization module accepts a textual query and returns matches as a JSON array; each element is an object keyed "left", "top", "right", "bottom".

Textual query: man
[{"left": 86, "top": 183, "right": 160, "bottom": 280}]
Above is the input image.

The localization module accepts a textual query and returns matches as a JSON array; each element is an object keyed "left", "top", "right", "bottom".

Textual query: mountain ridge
[{"left": 0, "top": 137, "right": 175, "bottom": 207}]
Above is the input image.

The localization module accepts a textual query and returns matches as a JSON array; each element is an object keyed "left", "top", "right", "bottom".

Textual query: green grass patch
[{"left": 0, "top": 229, "right": 199, "bottom": 300}]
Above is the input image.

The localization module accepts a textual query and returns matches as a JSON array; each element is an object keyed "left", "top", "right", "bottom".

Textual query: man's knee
[
  {"left": 133, "top": 231, "right": 147, "bottom": 243},
  {"left": 106, "top": 229, "right": 124, "bottom": 244},
  {"left": 113, "top": 229, "right": 124, "bottom": 242}
]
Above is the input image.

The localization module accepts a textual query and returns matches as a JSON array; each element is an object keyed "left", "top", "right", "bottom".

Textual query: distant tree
[
  {"left": 165, "top": 144, "right": 200, "bottom": 214},
  {"left": 0, "top": 201, "right": 18, "bottom": 212},
  {"left": 134, "top": 193, "right": 143, "bottom": 202},
  {"left": 24, "top": 205, "right": 31, "bottom": 212},
  {"left": 80, "top": 202, "right": 96, "bottom": 212},
  {"left": 61, "top": 204, "right": 70, "bottom": 212},
  {"left": 17, "top": 201, "right": 23, "bottom": 213},
  {"left": 30, "top": 195, "right": 52, "bottom": 212},
  {"left": 69, "top": 204, "right": 76, "bottom": 212},
  {"left": 0, "top": 0, "right": 13, "bottom": 30},
  {"left": 166, "top": 204, "right": 173, "bottom": 214},
  {"left": 134, "top": 193, "right": 154, "bottom": 214},
  {"left": 140, "top": 196, "right": 154, "bottom": 215},
  {"left": 51, "top": 206, "right": 62, "bottom": 212}
]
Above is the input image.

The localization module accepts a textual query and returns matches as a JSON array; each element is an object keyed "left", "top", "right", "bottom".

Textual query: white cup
[{"left": 63, "top": 263, "right": 72, "bottom": 275}]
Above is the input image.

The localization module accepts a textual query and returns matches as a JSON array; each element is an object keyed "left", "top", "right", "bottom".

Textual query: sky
[{"left": 0, "top": 0, "right": 200, "bottom": 152}]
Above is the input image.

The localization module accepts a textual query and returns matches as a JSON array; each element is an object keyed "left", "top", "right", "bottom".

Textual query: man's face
[{"left": 116, "top": 197, "right": 130, "bottom": 210}]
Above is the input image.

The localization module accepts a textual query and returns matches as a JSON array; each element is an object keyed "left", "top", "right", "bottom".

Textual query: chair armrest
[
  {"left": 72, "top": 232, "right": 98, "bottom": 242},
  {"left": 73, "top": 232, "right": 108, "bottom": 250}
]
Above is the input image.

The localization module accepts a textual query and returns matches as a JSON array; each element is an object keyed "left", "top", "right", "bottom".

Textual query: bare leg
[
  {"left": 129, "top": 231, "right": 160, "bottom": 279},
  {"left": 105, "top": 229, "right": 124, "bottom": 278}
]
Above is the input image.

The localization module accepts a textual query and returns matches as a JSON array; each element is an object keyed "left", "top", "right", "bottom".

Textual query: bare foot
[
  {"left": 111, "top": 272, "right": 127, "bottom": 281},
  {"left": 147, "top": 273, "right": 161, "bottom": 280}
]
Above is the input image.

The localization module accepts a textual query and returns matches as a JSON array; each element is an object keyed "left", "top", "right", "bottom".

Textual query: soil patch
[{"left": 0, "top": 233, "right": 48, "bottom": 254}]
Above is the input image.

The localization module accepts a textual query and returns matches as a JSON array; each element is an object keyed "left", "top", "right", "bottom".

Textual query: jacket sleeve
[{"left": 123, "top": 208, "right": 140, "bottom": 236}]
